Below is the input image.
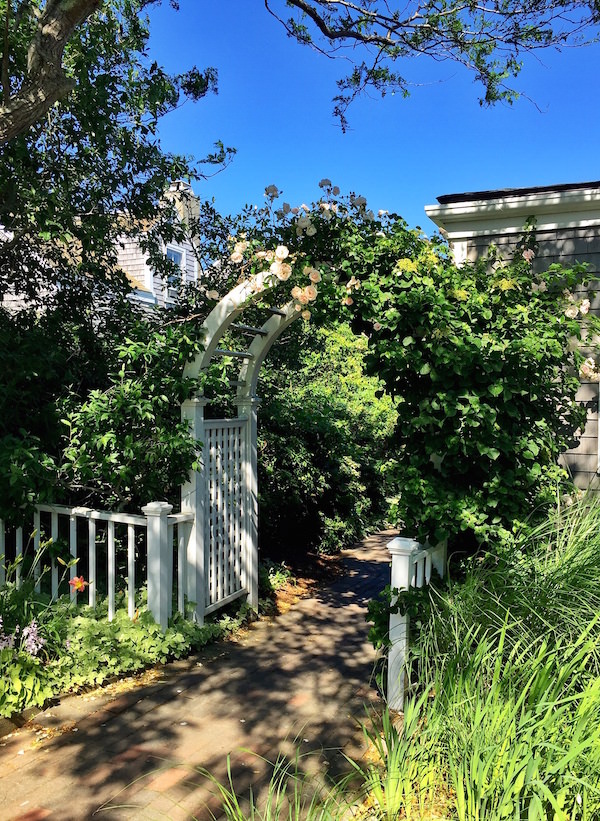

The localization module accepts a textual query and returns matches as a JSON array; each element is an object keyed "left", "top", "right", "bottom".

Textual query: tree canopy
[{"left": 2, "top": 0, "right": 600, "bottom": 141}]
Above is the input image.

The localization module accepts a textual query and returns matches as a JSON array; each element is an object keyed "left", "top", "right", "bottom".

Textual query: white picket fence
[{"left": 387, "top": 536, "right": 447, "bottom": 711}]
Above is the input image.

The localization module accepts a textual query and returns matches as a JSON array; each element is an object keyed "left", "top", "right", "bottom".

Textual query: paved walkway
[{"left": 0, "top": 532, "right": 392, "bottom": 821}]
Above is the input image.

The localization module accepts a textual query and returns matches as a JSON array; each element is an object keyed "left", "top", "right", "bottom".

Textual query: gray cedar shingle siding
[{"left": 425, "top": 182, "right": 600, "bottom": 489}]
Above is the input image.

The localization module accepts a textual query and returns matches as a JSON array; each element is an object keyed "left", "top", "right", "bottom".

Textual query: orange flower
[{"left": 69, "top": 576, "right": 89, "bottom": 593}]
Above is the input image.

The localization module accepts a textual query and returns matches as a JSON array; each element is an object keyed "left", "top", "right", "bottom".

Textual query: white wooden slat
[
  {"left": 69, "top": 514, "right": 77, "bottom": 603},
  {"left": 108, "top": 521, "right": 115, "bottom": 621},
  {"left": 51, "top": 512, "right": 59, "bottom": 600},
  {"left": 415, "top": 556, "right": 424, "bottom": 588},
  {"left": 36, "top": 504, "right": 146, "bottom": 526},
  {"left": 210, "top": 430, "right": 218, "bottom": 604},
  {"left": 235, "top": 424, "right": 243, "bottom": 590},
  {"left": 168, "top": 522, "right": 175, "bottom": 620},
  {"left": 425, "top": 553, "right": 432, "bottom": 585},
  {"left": 33, "top": 509, "right": 41, "bottom": 593},
  {"left": 0, "top": 519, "right": 5, "bottom": 587},
  {"left": 227, "top": 427, "right": 235, "bottom": 596},
  {"left": 127, "top": 524, "right": 135, "bottom": 619},
  {"left": 15, "top": 527, "right": 23, "bottom": 588},
  {"left": 178, "top": 524, "right": 186, "bottom": 615},
  {"left": 88, "top": 519, "right": 96, "bottom": 608},
  {"left": 218, "top": 425, "right": 225, "bottom": 602}
]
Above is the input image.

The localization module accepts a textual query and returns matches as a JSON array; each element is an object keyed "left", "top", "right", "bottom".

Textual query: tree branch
[{"left": 0, "top": 0, "right": 102, "bottom": 144}]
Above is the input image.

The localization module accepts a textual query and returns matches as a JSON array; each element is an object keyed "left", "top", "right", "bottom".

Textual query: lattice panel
[{"left": 204, "top": 420, "right": 245, "bottom": 606}]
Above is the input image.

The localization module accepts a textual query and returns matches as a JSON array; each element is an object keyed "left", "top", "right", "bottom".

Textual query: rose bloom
[
  {"left": 306, "top": 225, "right": 317, "bottom": 237},
  {"left": 318, "top": 178, "right": 332, "bottom": 188},
  {"left": 275, "top": 245, "right": 289, "bottom": 260},
  {"left": 291, "top": 286, "right": 303, "bottom": 299},
  {"left": 291, "top": 207, "right": 299, "bottom": 215},
  {"left": 234, "top": 241, "right": 248, "bottom": 253},
  {"left": 282, "top": 202, "right": 291, "bottom": 214},
  {"left": 301, "top": 310, "right": 311, "bottom": 320},
  {"left": 309, "top": 271, "right": 321, "bottom": 283},
  {"left": 270, "top": 261, "right": 283, "bottom": 277},
  {"left": 299, "top": 292, "right": 310, "bottom": 305},
  {"left": 294, "top": 303, "right": 303, "bottom": 311},
  {"left": 265, "top": 184, "right": 279, "bottom": 197},
  {"left": 332, "top": 186, "right": 340, "bottom": 196},
  {"left": 343, "top": 296, "right": 354, "bottom": 306},
  {"left": 277, "top": 263, "right": 292, "bottom": 281},
  {"left": 254, "top": 250, "right": 268, "bottom": 260},
  {"left": 522, "top": 248, "right": 535, "bottom": 263},
  {"left": 206, "top": 290, "right": 220, "bottom": 300},
  {"left": 230, "top": 251, "right": 243, "bottom": 264},
  {"left": 580, "top": 298, "right": 591, "bottom": 315},
  {"left": 565, "top": 304, "right": 579, "bottom": 319},
  {"left": 580, "top": 357, "right": 596, "bottom": 379},
  {"left": 373, "top": 322, "right": 382, "bottom": 331},
  {"left": 297, "top": 215, "right": 312, "bottom": 229},
  {"left": 296, "top": 226, "right": 304, "bottom": 237},
  {"left": 305, "top": 285, "right": 318, "bottom": 301},
  {"left": 378, "top": 210, "right": 389, "bottom": 217}
]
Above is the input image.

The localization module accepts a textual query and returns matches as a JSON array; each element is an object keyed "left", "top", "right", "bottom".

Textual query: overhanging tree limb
[{"left": 0, "top": 0, "right": 102, "bottom": 144}]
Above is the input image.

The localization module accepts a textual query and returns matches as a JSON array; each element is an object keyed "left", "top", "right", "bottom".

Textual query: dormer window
[{"left": 165, "top": 244, "right": 185, "bottom": 301}]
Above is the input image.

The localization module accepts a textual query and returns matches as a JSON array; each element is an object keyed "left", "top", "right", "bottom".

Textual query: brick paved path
[{"left": 0, "top": 532, "right": 392, "bottom": 821}]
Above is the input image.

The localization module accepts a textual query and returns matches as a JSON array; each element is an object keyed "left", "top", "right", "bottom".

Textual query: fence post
[
  {"left": 181, "top": 396, "right": 208, "bottom": 625},
  {"left": 387, "top": 536, "right": 421, "bottom": 712},
  {"left": 235, "top": 395, "right": 260, "bottom": 611},
  {"left": 142, "top": 501, "right": 173, "bottom": 630}
]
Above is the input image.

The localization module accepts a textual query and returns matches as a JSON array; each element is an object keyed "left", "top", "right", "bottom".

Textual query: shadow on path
[{"left": 0, "top": 532, "right": 392, "bottom": 821}]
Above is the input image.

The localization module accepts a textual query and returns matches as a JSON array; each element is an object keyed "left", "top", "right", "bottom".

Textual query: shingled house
[
  {"left": 425, "top": 181, "right": 600, "bottom": 489},
  {"left": 117, "top": 180, "right": 201, "bottom": 308}
]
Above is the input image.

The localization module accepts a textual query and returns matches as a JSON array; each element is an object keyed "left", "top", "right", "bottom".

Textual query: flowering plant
[{"left": 222, "top": 183, "right": 600, "bottom": 550}]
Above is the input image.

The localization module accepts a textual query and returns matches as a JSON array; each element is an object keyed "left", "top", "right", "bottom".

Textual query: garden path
[{"left": 0, "top": 532, "right": 392, "bottom": 821}]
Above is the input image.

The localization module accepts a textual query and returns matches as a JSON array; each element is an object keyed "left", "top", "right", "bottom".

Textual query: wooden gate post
[
  {"left": 181, "top": 396, "right": 209, "bottom": 624},
  {"left": 387, "top": 537, "right": 421, "bottom": 712},
  {"left": 235, "top": 395, "right": 260, "bottom": 610},
  {"left": 143, "top": 501, "right": 174, "bottom": 630}
]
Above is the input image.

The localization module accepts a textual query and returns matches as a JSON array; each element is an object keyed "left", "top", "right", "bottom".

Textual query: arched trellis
[{"left": 180, "top": 278, "right": 301, "bottom": 623}]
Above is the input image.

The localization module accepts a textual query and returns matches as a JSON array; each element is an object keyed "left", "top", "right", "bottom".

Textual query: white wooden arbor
[{"left": 180, "top": 278, "right": 301, "bottom": 623}]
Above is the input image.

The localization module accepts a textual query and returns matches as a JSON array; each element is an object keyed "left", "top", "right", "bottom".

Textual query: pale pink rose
[
  {"left": 352, "top": 195, "right": 367, "bottom": 208},
  {"left": 373, "top": 322, "right": 382, "bottom": 331},
  {"left": 309, "top": 271, "right": 321, "bottom": 283},
  {"left": 234, "top": 241, "right": 248, "bottom": 253},
  {"left": 305, "top": 285, "right": 318, "bottom": 301},
  {"left": 580, "top": 298, "right": 591, "bottom": 315},
  {"left": 265, "top": 250, "right": 275, "bottom": 262},
  {"left": 254, "top": 250, "right": 268, "bottom": 260},
  {"left": 264, "top": 184, "right": 279, "bottom": 198},
  {"left": 294, "top": 303, "right": 302, "bottom": 311},
  {"left": 291, "top": 207, "right": 299, "bottom": 215},
  {"left": 297, "top": 215, "right": 311, "bottom": 229},
  {"left": 270, "top": 261, "right": 283, "bottom": 277},
  {"left": 306, "top": 225, "right": 317, "bottom": 237},
  {"left": 291, "top": 286, "right": 303, "bottom": 299},
  {"left": 299, "top": 293, "right": 309, "bottom": 305},
  {"left": 277, "top": 263, "right": 292, "bottom": 281},
  {"left": 318, "top": 178, "right": 332, "bottom": 188},
  {"left": 275, "top": 245, "right": 289, "bottom": 260},
  {"left": 343, "top": 296, "right": 354, "bottom": 306},
  {"left": 332, "top": 186, "right": 340, "bottom": 196},
  {"left": 206, "top": 290, "right": 219, "bottom": 300},
  {"left": 320, "top": 202, "right": 331, "bottom": 211},
  {"left": 282, "top": 202, "right": 291, "bottom": 214},
  {"left": 301, "top": 310, "right": 311, "bottom": 320},
  {"left": 301, "top": 203, "right": 310, "bottom": 212},
  {"left": 522, "top": 248, "right": 535, "bottom": 263},
  {"left": 230, "top": 251, "right": 243, "bottom": 264},
  {"left": 580, "top": 357, "right": 596, "bottom": 379},
  {"left": 565, "top": 304, "right": 579, "bottom": 319}
]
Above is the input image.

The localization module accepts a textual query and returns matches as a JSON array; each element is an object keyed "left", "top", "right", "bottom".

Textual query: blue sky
[{"left": 148, "top": 1, "right": 600, "bottom": 234}]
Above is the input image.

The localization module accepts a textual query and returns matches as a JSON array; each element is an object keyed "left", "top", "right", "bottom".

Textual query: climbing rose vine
[{"left": 224, "top": 184, "right": 600, "bottom": 550}]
